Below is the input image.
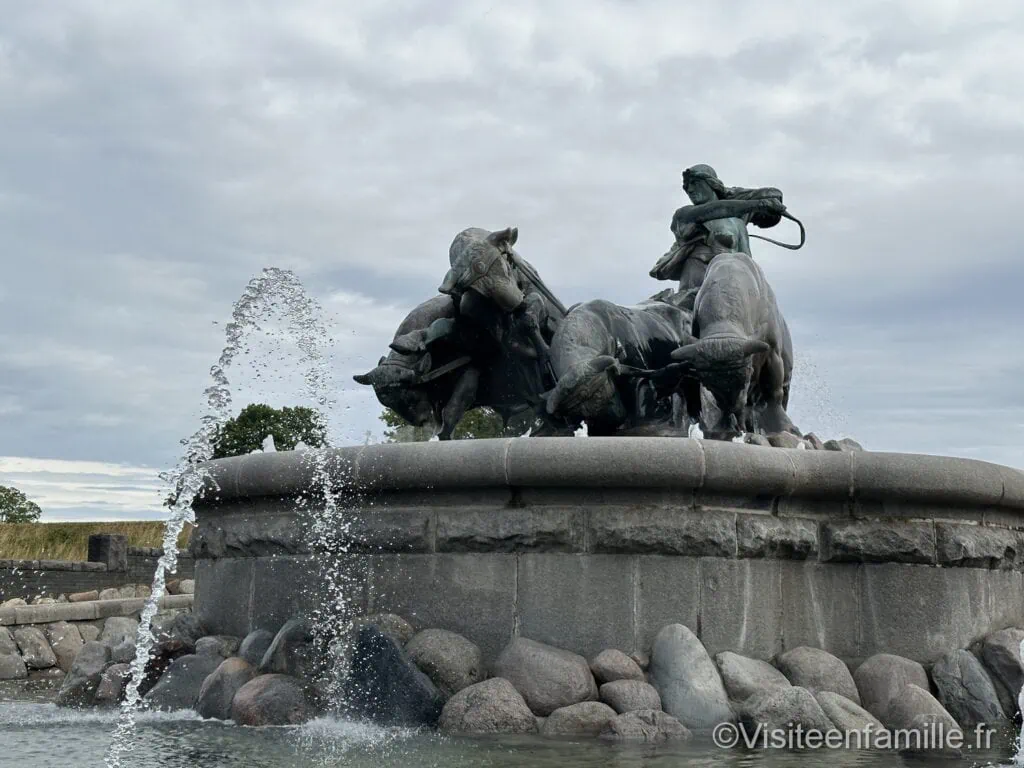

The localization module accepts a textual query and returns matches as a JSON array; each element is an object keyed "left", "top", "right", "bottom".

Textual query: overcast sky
[{"left": 2, "top": 1, "right": 1023, "bottom": 520}]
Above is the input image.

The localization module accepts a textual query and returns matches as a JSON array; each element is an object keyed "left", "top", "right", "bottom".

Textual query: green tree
[
  {"left": 0, "top": 485, "right": 42, "bottom": 523},
  {"left": 379, "top": 406, "right": 511, "bottom": 442},
  {"left": 212, "top": 403, "right": 328, "bottom": 459}
]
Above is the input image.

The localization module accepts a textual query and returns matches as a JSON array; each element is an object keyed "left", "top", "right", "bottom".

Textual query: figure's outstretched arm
[{"left": 672, "top": 198, "right": 783, "bottom": 229}]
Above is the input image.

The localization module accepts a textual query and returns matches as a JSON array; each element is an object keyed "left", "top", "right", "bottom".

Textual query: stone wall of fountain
[{"left": 190, "top": 438, "right": 1024, "bottom": 667}]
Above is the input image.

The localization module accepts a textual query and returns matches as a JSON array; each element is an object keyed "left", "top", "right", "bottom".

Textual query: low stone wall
[
  {"left": 0, "top": 543, "right": 194, "bottom": 602},
  {"left": 0, "top": 594, "right": 194, "bottom": 684},
  {"left": 191, "top": 438, "right": 1024, "bottom": 667}
]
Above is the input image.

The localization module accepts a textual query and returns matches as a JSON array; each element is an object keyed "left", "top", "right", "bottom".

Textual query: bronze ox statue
[{"left": 354, "top": 163, "right": 805, "bottom": 441}]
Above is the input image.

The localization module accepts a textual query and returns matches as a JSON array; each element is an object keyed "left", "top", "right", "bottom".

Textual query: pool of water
[{"left": 1, "top": 690, "right": 1019, "bottom": 768}]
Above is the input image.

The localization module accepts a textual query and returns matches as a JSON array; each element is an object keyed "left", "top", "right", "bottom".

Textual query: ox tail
[{"left": 670, "top": 336, "right": 769, "bottom": 375}]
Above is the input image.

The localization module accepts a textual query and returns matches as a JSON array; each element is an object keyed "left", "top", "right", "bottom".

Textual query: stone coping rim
[
  {"left": 195, "top": 437, "right": 1024, "bottom": 511},
  {"left": 0, "top": 593, "right": 194, "bottom": 626}
]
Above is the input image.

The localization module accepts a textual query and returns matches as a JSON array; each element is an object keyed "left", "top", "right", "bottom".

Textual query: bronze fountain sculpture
[{"left": 355, "top": 164, "right": 806, "bottom": 442}]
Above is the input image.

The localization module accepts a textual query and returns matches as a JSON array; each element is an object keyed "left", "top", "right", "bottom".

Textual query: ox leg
[
  {"left": 438, "top": 367, "right": 480, "bottom": 440},
  {"left": 758, "top": 352, "right": 798, "bottom": 435}
]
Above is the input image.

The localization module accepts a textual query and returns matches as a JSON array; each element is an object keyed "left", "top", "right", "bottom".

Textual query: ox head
[
  {"left": 353, "top": 357, "right": 437, "bottom": 429},
  {"left": 439, "top": 227, "right": 524, "bottom": 312},
  {"left": 544, "top": 355, "right": 628, "bottom": 431}
]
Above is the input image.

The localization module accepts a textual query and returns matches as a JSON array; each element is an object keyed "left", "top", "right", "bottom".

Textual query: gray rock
[
  {"left": 649, "top": 624, "right": 732, "bottom": 730},
  {"left": 493, "top": 637, "right": 598, "bottom": 716},
  {"left": 231, "top": 673, "right": 312, "bottom": 726},
  {"left": 932, "top": 650, "right": 1008, "bottom": 727},
  {"left": 259, "top": 619, "right": 315, "bottom": 679},
  {"left": 406, "top": 628, "right": 484, "bottom": 699},
  {"left": 853, "top": 653, "right": 929, "bottom": 722},
  {"left": 99, "top": 617, "right": 139, "bottom": 649},
  {"left": 144, "top": 653, "right": 222, "bottom": 711},
  {"left": 345, "top": 625, "right": 445, "bottom": 727},
  {"left": 541, "top": 701, "right": 617, "bottom": 736},
  {"left": 814, "top": 691, "right": 886, "bottom": 748},
  {"left": 196, "top": 657, "right": 257, "bottom": 720},
  {"left": 78, "top": 624, "right": 101, "bottom": 643},
  {"left": 98, "top": 588, "right": 120, "bottom": 601},
  {"left": 166, "top": 614, "right": 206, "bottom": 651},
  {"left": 803, "top": 433, "right": 826, "bottom": 450},
  {"left": 600, "top": 680, "right": 662, "bottom": 713},
  {"left": 740, "top": 686, "right": 834, "bottom": 738},
  {"left": 768, "top": 432, "right": 803, "bottom": 449},
  {"left": 111, "top": 640, "right": 136, "bottom": 665},
  {"left": 353, "top": 613, "right": 415, "bottom": 646},
  {"left": 13, "top": 626, "right": 57, "bottom": 669},
  {"left": 195, "top": 635, "right": 241, "bottom": 659},
  {"left": 439, "top": 678, "right": 538, "bottom": 734},
  {"left": 117, "top": 586, "right": 137, "bottom": 600},
  {"left": 1, "top": 598, "right": 27, "bottom": 608},
  {"left": 69, "top": 591, "right": 99, "bottom": 603},
  {"left": 715, "top": 651, "right": 791, "bottom": 704},
  {"left": 977, "top": 627, "right": 1024, "bottom": 718},
  {"left": 590, "top": 649, "right": 644, "bottom": 685},
  {"left": 0, "top": 653, "right": 28, "bottom": 680},
  {"left": 824, "top": 437, "right": 863, "bottom": 452},
  {"left": 56, "top": 641, "right": 111, "bottom": 707},
  {"left": 884, "top": 684, "right": 962, "bottom": 749},
  {"left": 178, "top": 579, "right": 195, "bottom": 594},
  {"left": 45, "top": 622, "right": 84, "bottom": 672},
  {"left": 95, "top": 663, "right": 131, "bottom": 707},
  {"left": 599, "top": 709, "right": 692, "bottom": 743},
  {"left": 776, "top": 646, "right": 859, "bottom": 705},
  {"left": 0, "top": 627, "right": 20, "bottom": 656},
  {"left": 238, "top": 629, "right": 275, "bottom": 667}
]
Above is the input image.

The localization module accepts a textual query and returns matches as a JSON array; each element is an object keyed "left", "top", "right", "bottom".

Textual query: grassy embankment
[{"left": 0, "top": 521, "right": 193, "bottom": 561}]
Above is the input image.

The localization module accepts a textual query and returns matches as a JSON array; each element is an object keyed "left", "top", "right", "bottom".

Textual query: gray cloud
[{"left": 1, "top": 1, "right": 1023, "bottom": 518}]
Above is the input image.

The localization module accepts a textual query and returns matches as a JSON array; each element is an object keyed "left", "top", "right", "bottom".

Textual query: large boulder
[
  {"left": 599, "top": 709, "right": 692, "bottom": 743},
  {"left": 492, "top": 637, "right": 598, "bottom": 716},
  {"left": 56, "top": 641, "right": 111, "bottom": 707},
  {"left": 884, "top": 684, "right": 962, "bottom": 752},
  {"left": 94, "top": 663, "right": 131, "bottom": 707},
  {"left": 136, "top": 637, "right": 191, "bottom": 699},
  {"left": 78, "top": 624, "right": 101, "bottom": 643},
  {"left": 0, "top": 627, "right": 18, "bottom": 655},
  {"left": 600, "top": 680, "right": 662, "bottom": 714},
  {"left": 715, "top": 651, "right": 791, "bottom": 704},
  {"left": 13, "top": 626, "right": 57, "bottom": 669},
  {"left": 196, "top": 657, "right": 257, "bottom": 720},
  {"left": 165, "top": 614, "right": 206, "bottom": 652},
  {"left": 144, "top": 653, "right": 222, "bottom": 711},
  {"left": 740, "top": 686, "right": 834, "bottom": 739},
  {"left": 238, "top": 629, "right": 275, "bottom": 667},
  {"left": 231, "top": 673, "right": 312, "bottom": 726},
  {"left": 352, "top": 613, "right": 415, "bottom": 647},
  {"left": 0, "top": 653, "right": 28, "bottom": 680},
  {"left": 977, "top": 628, "right": 1024, "bottom": 718},
  {"left": 111, "top": 640, "right": 136, "bottom": 665},
  {"left": 541, "top": 701, "right": 617, "bottom": 736},
  {"left": 853, "top": 653, "right": 929, "bottom": 722},
  {"left": 405, "top": 628, "right": 484, "bottom": 699},
  {"left": 590, "top": 649, "right": 644, "bottom": 685},
  {"left": 44, "top": 622, "right": 84, "bottom": 673},
  {"left": 649, "top": 624, "right": 732, "bottom": 729},
  {"left": 814, "top": 691, "right": 886, "bottom": 748},
  {"left": 932, "top": 649, "right": 1008, "bottom": 728},
  {"left": 195, "top": 635, "right": 241, "bottom": 660},
  {"left": 438, "top": 678, "right": 538, "bottom": 734},
  {"left": 99, "top": 617, "right": 138, "bottom": 649},
  {"left": 258, "top": 619, "right": 315, "bottom": 679},
  {"left": 776, "top": 646, "right": 859, "bottom": 705},
  {"left": 345, "top": 625, "right": 444, "bottom": 727}
]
